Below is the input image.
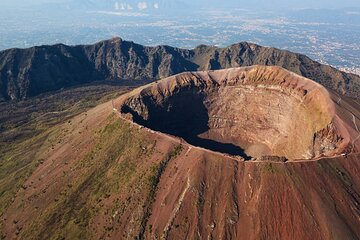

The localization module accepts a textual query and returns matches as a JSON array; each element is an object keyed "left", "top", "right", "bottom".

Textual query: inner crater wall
[{"left": 202, "top": 85, "right": 332, "bottom": 160}]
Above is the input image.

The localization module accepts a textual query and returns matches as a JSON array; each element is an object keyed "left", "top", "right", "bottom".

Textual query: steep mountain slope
[
  {"left": 1, "top": 37, "right": 359, "bottom": 101},
  {"left": 1, "top": 67, "right": 360, "bottom": 239},
  {"left": 0, "top": 82, "right": 137, "bottom": 233}
]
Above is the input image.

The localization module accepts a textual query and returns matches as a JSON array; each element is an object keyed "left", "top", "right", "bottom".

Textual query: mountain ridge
[{"left": 1, "top": 37, "right": 359, "bottom": 101}]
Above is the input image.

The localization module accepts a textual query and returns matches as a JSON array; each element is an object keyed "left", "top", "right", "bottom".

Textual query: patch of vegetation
[
  {"left": 264, "top": 163, "right": 276, "bottom": 174},
  {"left": 0, "top": 84, "right": 136, "bottom": 216},
  {"left": 0, "top": 131, "right": 50, "bottom": 216},
  {"left": 19, "top": 115, "right": 137, "bottom": 238}
]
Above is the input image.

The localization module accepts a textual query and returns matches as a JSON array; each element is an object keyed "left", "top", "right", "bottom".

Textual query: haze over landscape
[{"left": 1, "top": 1, "right": 360, "bottom": 239}]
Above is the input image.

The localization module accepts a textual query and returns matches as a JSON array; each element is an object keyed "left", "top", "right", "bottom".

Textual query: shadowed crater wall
[
  {"left": 121, "top": 87, "right": 251, "bottom": 159},
  {"left": 120, "top": 66, "right": 353, "bottom": 161}
]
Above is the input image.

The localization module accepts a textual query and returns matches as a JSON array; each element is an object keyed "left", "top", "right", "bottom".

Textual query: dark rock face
[{"left": 1, "top": 37, "right": 359, "bottom": 101}]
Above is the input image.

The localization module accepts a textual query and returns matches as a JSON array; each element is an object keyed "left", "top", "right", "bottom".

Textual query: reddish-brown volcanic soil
[
  {"left": 2, "top": 66, "right": 360, "bottom": 240},
  {"left": 145, "top": 149, "right": 360, "bottom": 240},
  {"left": 119, "top": 66, "right": 359, "bottom": 161}
]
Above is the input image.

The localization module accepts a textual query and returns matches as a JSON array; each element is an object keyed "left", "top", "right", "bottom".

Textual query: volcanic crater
[{"left": 119, "top": 66, "right": 355, "bottom": 161}]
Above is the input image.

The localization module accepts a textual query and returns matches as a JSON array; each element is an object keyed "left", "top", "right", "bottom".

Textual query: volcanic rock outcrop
[{"left": 120, "top": 66, "right": 359, "bottom": 160}]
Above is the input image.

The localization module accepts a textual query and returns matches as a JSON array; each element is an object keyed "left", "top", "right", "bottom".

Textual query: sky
[{"left": 2, "top": 0, "right": 360, "bottom": 11}]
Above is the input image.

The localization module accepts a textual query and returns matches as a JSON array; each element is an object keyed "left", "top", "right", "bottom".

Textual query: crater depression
[{"left": 119, "top": 66, "right": 356, "bottom": 161}]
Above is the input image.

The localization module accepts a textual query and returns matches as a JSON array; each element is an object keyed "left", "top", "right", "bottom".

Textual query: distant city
[{"left": 0, "top": 4, "right": 359, "bottom": 75}]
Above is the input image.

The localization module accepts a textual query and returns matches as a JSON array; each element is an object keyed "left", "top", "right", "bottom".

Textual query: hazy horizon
[{"left": 2, "top": 0, "right": 360, "bottom": 11}]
